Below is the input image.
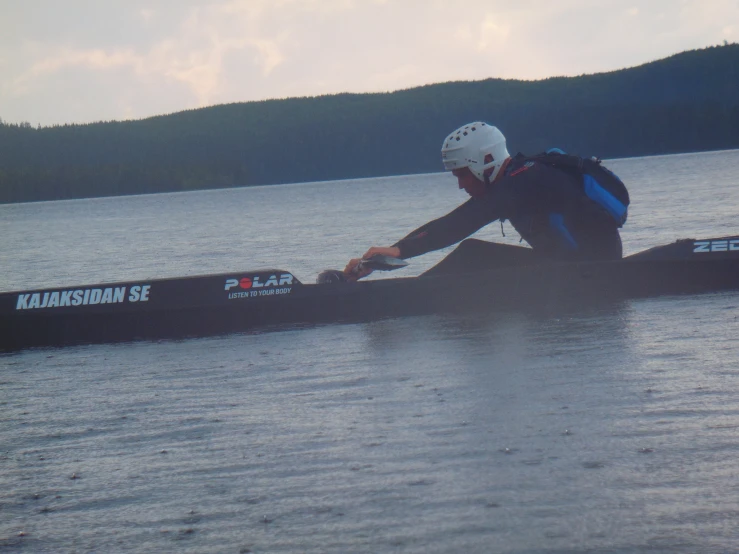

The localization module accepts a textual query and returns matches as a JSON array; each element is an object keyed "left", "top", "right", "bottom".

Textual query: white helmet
[{"left": 441, "top": 122, "right": 510, "bottom": 183}]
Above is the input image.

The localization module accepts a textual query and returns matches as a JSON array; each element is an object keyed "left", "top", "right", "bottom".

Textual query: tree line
[{"left": 1, "top": 44, "right": 738, "bottom": 203}]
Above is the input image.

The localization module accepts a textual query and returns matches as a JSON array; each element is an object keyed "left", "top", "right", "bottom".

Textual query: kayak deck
[{"left": 2, "top": 237, "right": 739, "bottom": 351}]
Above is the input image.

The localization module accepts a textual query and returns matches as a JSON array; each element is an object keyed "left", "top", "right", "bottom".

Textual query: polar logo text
[
  {"left": 693, "top": 239, "right": 739, "bottom": 253},
  {"left": 225, "top": 273, "right": 294, "bottom": 291}
]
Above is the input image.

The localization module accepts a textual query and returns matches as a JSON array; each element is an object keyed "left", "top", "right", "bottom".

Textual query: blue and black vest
[
  {"left": 504, "top": 150, "right": 629, "bottom": 255},
  {"left": 529, "top": 149, "right": 630, "bottom": 227}
]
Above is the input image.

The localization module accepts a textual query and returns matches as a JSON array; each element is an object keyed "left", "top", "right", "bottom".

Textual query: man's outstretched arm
[{"left": 344, "top": 199, "right": 496, "bottom": 279}]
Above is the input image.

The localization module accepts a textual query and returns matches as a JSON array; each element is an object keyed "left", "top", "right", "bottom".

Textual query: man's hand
[
  {"left": 362, "top": 246, "right": 401, "bottom": 260},
  {"left": 343, "top": 258, "right": 373, "bottom": 281},
  {"left": 343, "top": 246, "right": 402, "bottom": 281}
]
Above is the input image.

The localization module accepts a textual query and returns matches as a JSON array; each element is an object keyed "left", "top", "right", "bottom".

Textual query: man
[{"left": 344, "top": 121, "right": 628, "bottom": 279}]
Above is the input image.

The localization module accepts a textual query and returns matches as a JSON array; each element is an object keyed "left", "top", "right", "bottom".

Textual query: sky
[{"left": 1, "top": 0, "right": 737, "bottom": 126}]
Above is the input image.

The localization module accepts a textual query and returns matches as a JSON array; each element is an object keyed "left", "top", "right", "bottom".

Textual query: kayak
[{"left": 2, "top": 236, "right": 739, "bottom": 352}]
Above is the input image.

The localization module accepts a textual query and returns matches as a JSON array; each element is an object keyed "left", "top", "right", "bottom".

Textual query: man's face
[{"left": 452, "top": 167, "right": 486, "bottom": 198}]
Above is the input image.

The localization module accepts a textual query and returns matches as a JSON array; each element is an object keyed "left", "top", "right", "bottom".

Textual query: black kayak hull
[{"left": 2, "top": 237, "right": 739, "bottom": 351}]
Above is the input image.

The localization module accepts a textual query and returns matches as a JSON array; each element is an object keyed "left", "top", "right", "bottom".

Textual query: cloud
[
  {"left": 477, "top": 12, "right": 511, "bottom": 52},
  {"left": 11, "top": 47, "right": 141, "bottom": 95},
  {"left": 249, "top": 37, "right": 286, "bottom": 75},
  {"left": 218, "top": 0, "right": 354, "bottom": 19},
  {"left": 1, "top": 0, "right": 736, "bottom": 125},
  {"left": 6, "top": 3, "right": 290, "bottom": 109},
  {"left": 139, "top": 8, "right": 155, "bottom": 22}
]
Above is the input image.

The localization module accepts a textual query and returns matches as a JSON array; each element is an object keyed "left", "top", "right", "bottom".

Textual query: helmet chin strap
[
  {"left": 485, "top": 157, "right": 512, "bottom": 185},
  {"left": 482, "top": 160, "right": 500, "bottom": 186}
]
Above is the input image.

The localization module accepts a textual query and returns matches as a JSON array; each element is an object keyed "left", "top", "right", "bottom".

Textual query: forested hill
[{"left": 1, "top": 44, "right": 738, "bottom": 203}]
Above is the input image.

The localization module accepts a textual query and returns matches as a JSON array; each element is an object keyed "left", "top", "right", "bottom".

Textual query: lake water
[{"left": 2, "top": 150, "right": 739, "bottom": 553}]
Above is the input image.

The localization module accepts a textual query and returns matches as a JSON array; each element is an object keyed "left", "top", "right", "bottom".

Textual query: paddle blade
[{"left": 359, "top": 255, "right": 408, "bottom": 271}]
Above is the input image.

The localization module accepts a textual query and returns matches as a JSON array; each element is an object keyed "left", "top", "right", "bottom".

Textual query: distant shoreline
[
  {"left": 1, "top": 44, "right": 738, "bottom": 204},
  {"left": 2, "top": 147, "right": 736, "bottom": 207}
]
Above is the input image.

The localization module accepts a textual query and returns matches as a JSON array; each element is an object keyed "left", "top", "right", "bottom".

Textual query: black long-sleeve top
[{"left": 393, "top": 154, "right": 621, "bottom": 260}]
